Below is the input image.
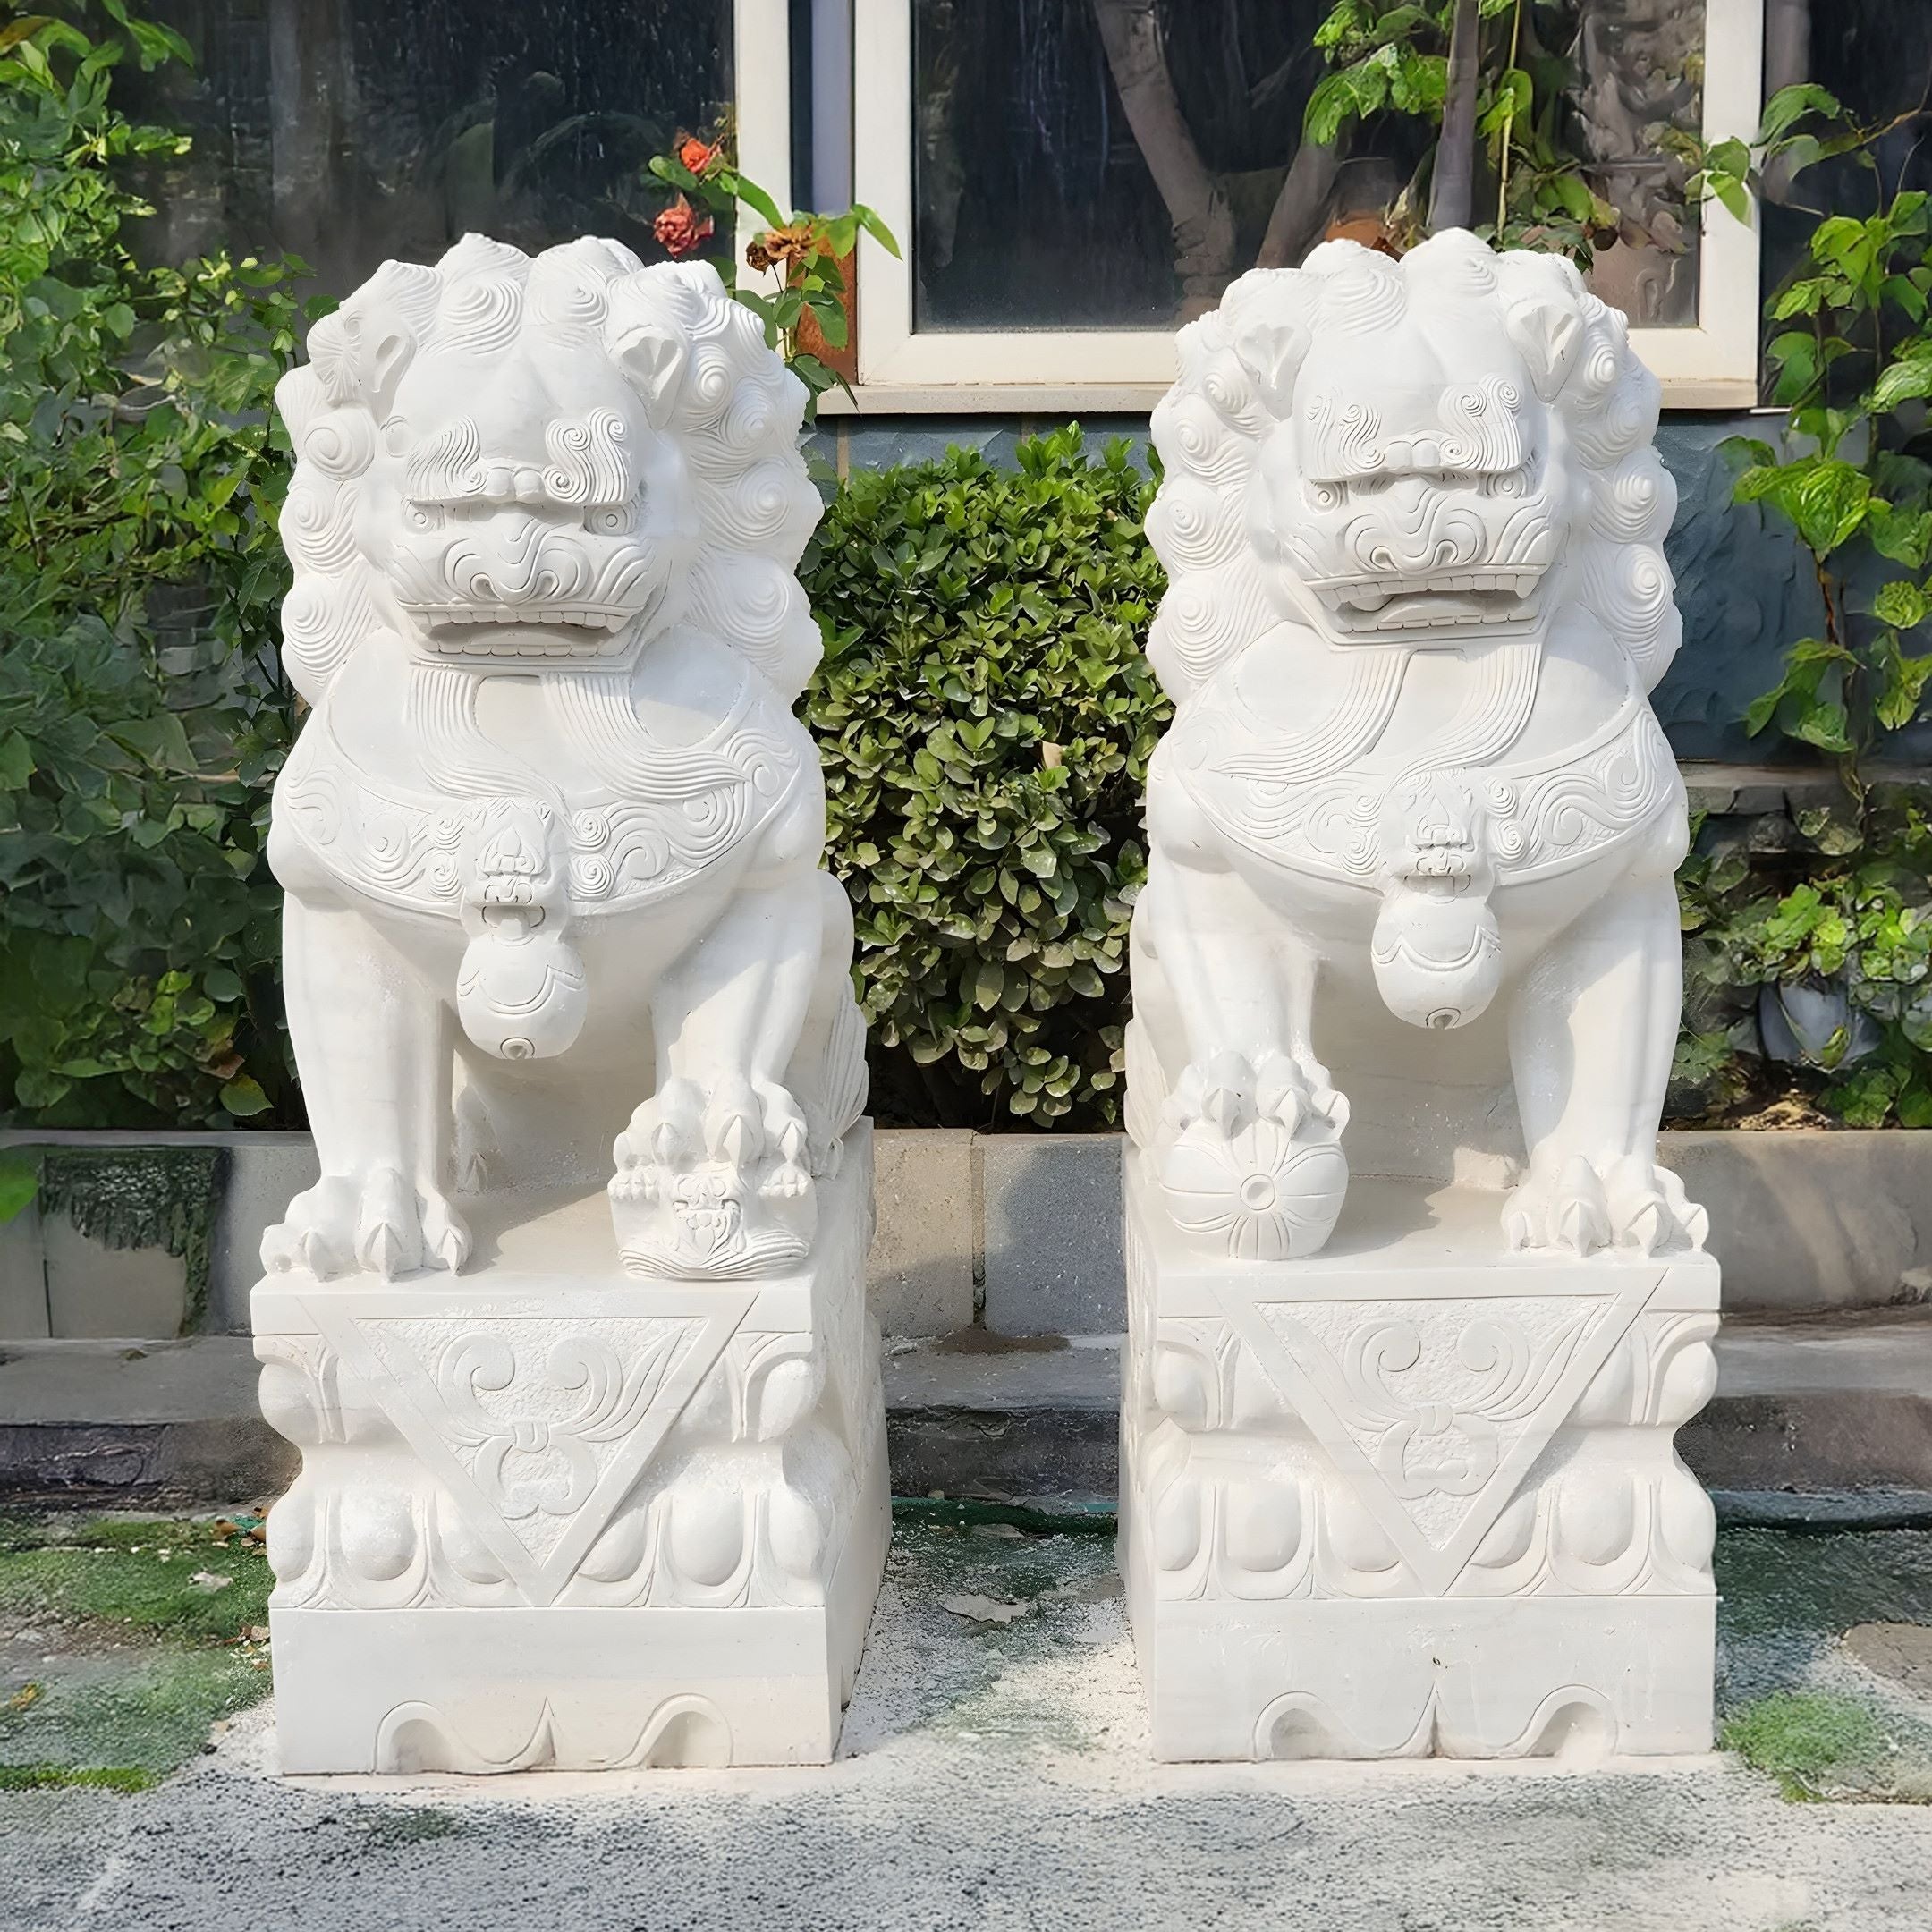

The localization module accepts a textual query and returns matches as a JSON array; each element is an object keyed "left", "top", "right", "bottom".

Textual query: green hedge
[
  {"left": 0, "top": 12, "right": 309, "bottom": 1130},
  {"left": 802, "top": 428, "right": 1168, "bottom": 1127}
]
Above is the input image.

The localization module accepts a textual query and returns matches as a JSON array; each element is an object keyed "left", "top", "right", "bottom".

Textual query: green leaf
[
  {"left": 219, "top": 1076, "right": 270, "bottom": 1118},
  {"left": 1877, "top": 651, "right": 1932, "bottom": 730},
  {"left": 1871, "top": 504, "right": 1932, "bottom": 569},
  {"left": 1304, "top": 70, "right": 1363, "bottom": 145},
  {"left": 1758, "top": 82, "right": 1842, "bottom": 148},
  {"left": 0, "top": 17, "right": 55, "bottom": 57},
  {"left": 1741, "top": 458, "right": 1874, "bottom": 555},
  {"left": 1871, "top": 580, "right": 1930, "bottom": 631},
  {"left": 0, "top": 1149, "right": 39, "bottom": 1225},
  {"left": 0, "top": 731, "right": 35, "bottom": 789},
  {"left": 852, "top": 204, "right": 902, "bottom": 259},
  {"left": 731, "top": 174, "right": 786, "bottom": 230},
  {"left": 1872, "top": 350, "right": 1932, "bottom": 411},
  {"left": 1789, "top": 699, "right": 1854, "bottom": 753}
]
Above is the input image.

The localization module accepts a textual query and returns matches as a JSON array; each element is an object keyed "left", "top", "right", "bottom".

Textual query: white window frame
[
  {"left": 734, "top": 0, "right": 796, "bottom": 265},
  {"left": 809, "top": 0, "right": 1764, "bottom": 411}
]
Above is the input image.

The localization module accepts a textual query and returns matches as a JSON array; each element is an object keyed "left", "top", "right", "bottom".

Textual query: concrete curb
[{"left": 4, "top": 1126, "right": 1930, "bottom": 1343}]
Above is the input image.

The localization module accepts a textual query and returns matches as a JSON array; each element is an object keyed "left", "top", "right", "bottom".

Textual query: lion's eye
[
  {"left": 587, "top": 501, "right": 638, "bottom": 536},
  {"left": 1306, "top": 479, "right": 1347, "bottom": 512},
  {"left": 406, "top": 503, "right": 444, "bottom": 532},
  {"left": 1479, "top": 470, "right": 1528, "bottom": 498}
]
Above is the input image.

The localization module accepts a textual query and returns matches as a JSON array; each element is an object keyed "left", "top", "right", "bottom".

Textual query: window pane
[
  {"left": 911, "top": 0, "right": 1708, "bottom": 335},
  {"left": 132, "top": 0, "right": 734, "bottom": 301}
]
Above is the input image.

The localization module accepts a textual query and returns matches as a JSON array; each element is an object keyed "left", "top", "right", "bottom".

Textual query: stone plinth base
[
  {"left": 1121, "top": 1151, "right": 1721, "bottom": 1764},
  {"left": 254, "top": 1127, "right": 887, "bottom": 1774},
  {"left": 1123, "top": 1593, "right": 1715, "bottom": 1763}
]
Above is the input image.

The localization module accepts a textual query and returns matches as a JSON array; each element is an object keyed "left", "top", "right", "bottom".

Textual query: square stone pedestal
[
  {"left": 1121, "top": 1151, "right": 1721, "bottom": 1762},
  {"left": 253, "top": 1127, "right": 888, "bottom": 1774}
]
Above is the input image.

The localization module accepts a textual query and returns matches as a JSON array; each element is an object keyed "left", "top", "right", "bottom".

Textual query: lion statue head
[
  {"left": 1146, "top": 228, "right": 1678, "bottom": 700},
  {"left": 274, "top": 234, "right": 823, "bottom": 705}
]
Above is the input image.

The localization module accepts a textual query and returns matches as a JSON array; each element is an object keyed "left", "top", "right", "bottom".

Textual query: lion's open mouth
[
  {"left": 398, "top": 601, "right": 640, "bottom": 658},
  {"left": 1312, "top": 568, "right": 1544, "bottom": 636}
]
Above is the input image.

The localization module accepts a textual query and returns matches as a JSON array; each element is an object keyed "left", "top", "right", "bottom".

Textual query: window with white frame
[{"left": 744, "top": 0, "right": 1765, "bottom": 408}]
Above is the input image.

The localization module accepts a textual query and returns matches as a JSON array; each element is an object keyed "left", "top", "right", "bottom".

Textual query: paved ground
[{"left": 4, "top": 1519, "right": 1932, "bottom": 1932}]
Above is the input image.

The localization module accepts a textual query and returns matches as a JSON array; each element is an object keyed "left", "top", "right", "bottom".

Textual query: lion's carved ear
[
  {"left": 1232, "top": 316, "right": 1311, "bottom": 416},
  {"left": 357, "top": 319, "right": 417, "bottom": 418},
  {"left": 1224, "top": 270, "right": 1315, "bottom": 416},
  {"left": 1504, "top": 299, "right": 1582, "bottom": 403},
  {"left": 609, "top": 310, "right": 687, "bottom": 429}
]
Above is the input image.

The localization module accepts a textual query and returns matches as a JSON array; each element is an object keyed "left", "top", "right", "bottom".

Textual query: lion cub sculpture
[
  {"left": 263, "top": 234, "right": 864, "bottom": 1283},
  {"left": 1130, "top": 228, "right": 1708, "bottom": 1261}
]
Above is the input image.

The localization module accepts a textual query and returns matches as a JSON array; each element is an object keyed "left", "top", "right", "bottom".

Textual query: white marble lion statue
[
  {"left": 262, "top": 235, "right": 864, "bottom": 1281},
  {"left": 1129, "top": 229, "right": 1708, "bottom": 1260}
]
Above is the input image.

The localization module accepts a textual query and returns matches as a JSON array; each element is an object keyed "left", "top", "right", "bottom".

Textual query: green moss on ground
[
  {"left": 0, "top": 1762, "right": 158, "bottom": 1793},
  {"left": 0, "top": 1514, "right": 273, "bottom": 1792},
  {"left": 1720, "top": 1690, "right": 1916, "bottom": 1801}
]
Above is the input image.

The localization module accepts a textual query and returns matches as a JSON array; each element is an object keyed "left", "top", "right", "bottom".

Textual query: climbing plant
[{"left": 1665, "top": 84, "right": 1932, "bottom": 1126}]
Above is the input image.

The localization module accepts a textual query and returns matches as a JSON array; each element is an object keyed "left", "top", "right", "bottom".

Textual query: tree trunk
[
  {"left": 1091, "top": 0, "right": 1236, "bottom": 311},
  {"left": 1428, "top": 0, "right": 1482, "bottom": 232},
  {"left": 1255, "top": 137, "right": 1343, "bottom": 267}
]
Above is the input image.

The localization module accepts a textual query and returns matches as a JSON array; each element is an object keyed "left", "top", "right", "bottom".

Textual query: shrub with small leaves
[
  {"left": 1674, "top": 787, "right": 1932, "bottom": 1127},
  {"left": 801, "top": 429, "right": 1169, "bottom": 1127},
  {"left": 0, "top": 8, "right": 315, "bottom": 1129}
]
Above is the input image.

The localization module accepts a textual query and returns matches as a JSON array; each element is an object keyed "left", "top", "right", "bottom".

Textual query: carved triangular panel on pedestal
[
  {"left": 1218, "top": 1274, "right": 1663, "bottom": 1596},
  {"left": 305, "top": 1290, "right": 756, "bottom": 1607}
]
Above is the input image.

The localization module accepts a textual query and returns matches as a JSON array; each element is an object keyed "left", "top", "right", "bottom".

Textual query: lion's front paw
[
  {"left": 1156, "top": 1051, "right": 1350, "bottom": 1262},
  {"left": 262, "top": 1166, "right": 470, "bottom": 1281},
  {"left": 1503, "top": 1152, "right": 1709, "bottom": 1258},
  {"left": 1163, "top": 1049, "right": 1349, "bottom": 1140},
  {"left": 609, "top": 1075, "right": 818, "bottom": 1278}
]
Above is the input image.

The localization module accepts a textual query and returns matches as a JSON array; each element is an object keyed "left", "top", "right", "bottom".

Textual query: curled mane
[
  {"left": 1144, "top": 233, "right": 1678, "bottom": 702},
  {"left": 273, "top": 237, "right": 823, "bottom": 706}
]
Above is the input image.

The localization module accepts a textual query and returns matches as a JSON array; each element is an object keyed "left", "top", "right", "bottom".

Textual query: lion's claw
[
  {"left": 1504, "top": 1150, "right": 1707, "bottom": 1258},
  {"left": 1164, "top": 1048, "right": 1346, "bottom": 1142},
  {"left": 263, "top": 1165, "right": 470, "bottom": 1282},
  {"left": 615, "top": 1076, "right": 815, "bottom": 1182}
]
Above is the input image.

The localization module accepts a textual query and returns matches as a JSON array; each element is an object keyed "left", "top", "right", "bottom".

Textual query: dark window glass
[
  {"left": 129, "top": 0, "right": 733, "bottom": 301},
  {"left": 911, "top": 0, "right": 1707, "bottom": 334}
]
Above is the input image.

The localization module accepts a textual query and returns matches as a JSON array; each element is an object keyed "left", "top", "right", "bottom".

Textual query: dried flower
[
  {"left": 745, "top": 239, "right": 775, "bottom": 273},
  {"left": 677, "top": 132, "right": 720, "bottom": 175},
  {"left": 654, "top": 196, "right": 714, "bottom": 259},
  {"left": 758, "top": 223, "right": 816, "bottom": 267}
]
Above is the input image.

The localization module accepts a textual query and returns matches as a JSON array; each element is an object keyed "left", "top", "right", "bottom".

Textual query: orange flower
[
  {"left": 653, "top": 196, "right": 714, "bottom": 259},
  {"left": 677, "top": 132, "right": 719, "bottom": 174}
]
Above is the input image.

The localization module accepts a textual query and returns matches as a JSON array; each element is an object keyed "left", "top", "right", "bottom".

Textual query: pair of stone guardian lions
[{"left": 262, "top": 226, "right": 1706, "bottom": 1284}]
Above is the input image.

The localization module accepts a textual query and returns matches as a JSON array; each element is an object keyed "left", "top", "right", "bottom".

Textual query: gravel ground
[{"left": 4, "top": 1522, "right": 1932, "bottom": 1932}]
